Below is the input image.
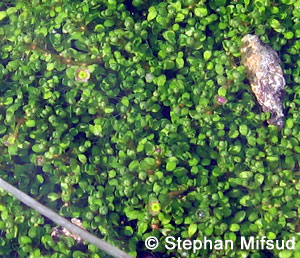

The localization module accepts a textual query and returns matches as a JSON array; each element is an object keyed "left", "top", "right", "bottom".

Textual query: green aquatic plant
[{"left": 0, "top": 0, "right": 300, "bottom": 257}]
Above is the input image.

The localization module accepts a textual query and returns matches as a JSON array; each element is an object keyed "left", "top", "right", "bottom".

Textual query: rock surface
[{"left": 240, "top": 34, "right": 285, "bottom": 128}]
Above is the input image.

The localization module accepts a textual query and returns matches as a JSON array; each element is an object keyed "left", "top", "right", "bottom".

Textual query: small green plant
[{"left": 0, "top": 0, "right": 300, "bottom": 258}]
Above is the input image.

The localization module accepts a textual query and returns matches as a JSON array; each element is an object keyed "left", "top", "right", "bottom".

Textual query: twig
[{"left": 0, "top": 177, "right": 132, "bottom": 258}]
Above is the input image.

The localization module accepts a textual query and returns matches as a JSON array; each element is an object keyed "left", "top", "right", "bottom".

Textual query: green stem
[{"left": 23, "top": 43, "right": 103, "bottom": 66}]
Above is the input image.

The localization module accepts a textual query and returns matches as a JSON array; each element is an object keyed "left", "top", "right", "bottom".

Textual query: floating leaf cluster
[{"left": 0, "top": 0, "right": 300, "bottom": 258}]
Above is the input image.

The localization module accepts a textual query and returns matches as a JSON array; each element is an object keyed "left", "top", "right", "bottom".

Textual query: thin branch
[{"left": 0, "top": 177, "right": 132, "bottom": 258}]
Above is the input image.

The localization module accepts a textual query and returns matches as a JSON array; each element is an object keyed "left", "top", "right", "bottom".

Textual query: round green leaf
[
  {"left": 194, "top": 7, "right": 208, "bottom": 17},
  {"left": 0, "top": 11, "right": 7, "bottom": 21},
  {"left": 188, "top": 223, "right": 198, "bottom": 237},
  {"left": 229, "top": 224, "right": 240, "bottom": 232},
  {"left": 147, "top": 6, "right": 157, "bottom": 21}
]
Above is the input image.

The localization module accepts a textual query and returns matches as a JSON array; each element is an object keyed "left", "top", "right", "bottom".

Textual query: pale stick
[{"left": 0, "top": 177, "right": 132, "bottom": 258}]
